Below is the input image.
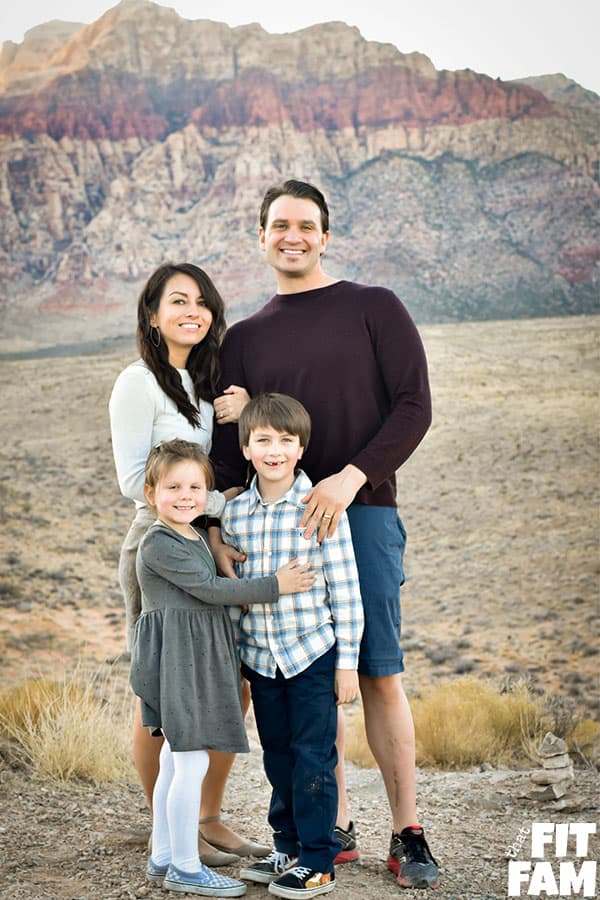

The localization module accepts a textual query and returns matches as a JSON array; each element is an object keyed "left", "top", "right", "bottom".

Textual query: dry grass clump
[
  {"left": 569, "top": 718, "right": 600, "bottom": 767},
  {"left": 344, "top": 708, "right": 378, "bottom": 769},
  {"left": 0, "top": 668, "right": 135, "bottom": 783},
  {"left": 411, "top": 677, "right": 544, "bottom": 768},
  {"left": 345, "top": 676, "right": 599, "bottom": 770}
]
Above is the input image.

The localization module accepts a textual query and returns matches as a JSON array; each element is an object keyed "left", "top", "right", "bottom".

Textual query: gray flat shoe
[
  {"left": 199, "top": 815, "right": 270, "bottom": 858},
  {"left": 146, "top": 832, "right": 240, "bottom": 868},
  {"left": 199, "top": 835, "right": 241, "bottom": 867},
  {"left": 203, "top": 834, "right": 271, "bottom": 858}
]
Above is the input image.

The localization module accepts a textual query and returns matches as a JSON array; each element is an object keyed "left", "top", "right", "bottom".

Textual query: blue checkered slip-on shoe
[
  {"left": 146, "top": 857, "right": 169, "bottom": 884},
  {"left": 163, "top": 861, "right": 247, "bottom": 896}
]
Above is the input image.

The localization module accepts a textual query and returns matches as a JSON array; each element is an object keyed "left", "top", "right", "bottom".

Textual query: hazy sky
[{"left": 1, "top": 0, "right": 598, "bottom": 95}]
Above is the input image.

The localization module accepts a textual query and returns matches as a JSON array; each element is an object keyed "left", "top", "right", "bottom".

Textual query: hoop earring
[{"left": 150, "top": 326, "right": 161, "bottom": 348}]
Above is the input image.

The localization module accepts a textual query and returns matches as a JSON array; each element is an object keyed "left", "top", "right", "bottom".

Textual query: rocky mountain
[
  {"left": 513, "top": 73, "right": 600, "bottom": 115},
  {"left": 0, "top": 0, "right": 598, "bottom": 348}
]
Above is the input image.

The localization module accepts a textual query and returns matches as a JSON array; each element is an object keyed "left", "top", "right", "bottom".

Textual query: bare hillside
[
  {"left": 0, "top": 315, "right": 598, "bottom": 899},
  {"left": 1, "top": 315, "right": 597, "bottom": 711}
]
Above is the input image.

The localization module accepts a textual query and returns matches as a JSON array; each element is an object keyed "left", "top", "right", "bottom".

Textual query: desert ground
[{"left": 0, "top": 314, "right": 598, "bottom": 899}]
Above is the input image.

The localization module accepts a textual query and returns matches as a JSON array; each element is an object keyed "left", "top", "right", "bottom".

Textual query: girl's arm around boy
[{"left": 138, "top": 526, "right": 315, "bottom": 608}]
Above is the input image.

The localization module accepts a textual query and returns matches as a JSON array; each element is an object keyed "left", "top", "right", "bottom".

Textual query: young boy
[{"left": 221, "top": 393, "right": 364, "bottom": 899}]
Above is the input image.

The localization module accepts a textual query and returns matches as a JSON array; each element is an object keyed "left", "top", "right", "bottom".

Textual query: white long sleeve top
[{"left": 109, "top": 360, "right": 225, "bottom": 515}]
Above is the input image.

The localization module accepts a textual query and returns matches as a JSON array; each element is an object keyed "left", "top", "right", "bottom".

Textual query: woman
[{"left": 109, "top": 262, "right": 267, "bottom": 864}]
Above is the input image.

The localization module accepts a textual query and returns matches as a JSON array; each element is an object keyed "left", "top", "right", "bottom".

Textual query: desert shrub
[
  {"left": 534, "top": 693, "right": 600, "bottom": 767},
  {"left": 344, "top": 705, "right": 377, "bottom": 769},
  {"left": 0, "top": 579, "right": 23, "bottom": 603},
  {"left": 0, "top": 669, "right": 135, "bottom": 783},
  {"left": 540, "top": 692, "right": 581, "bottom": 739},
  {"left": 570, "top": 719, "right": 600, "bottom": 767},
  {"left": 345, "top": 676, "right": 600, "bottom": 769},
  {"left": 411, "top": 677, "right": 544, "bottom": 768}
]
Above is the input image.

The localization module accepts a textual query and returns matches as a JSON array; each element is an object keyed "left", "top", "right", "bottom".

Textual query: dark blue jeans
[{"left": 241, "top": 646, "right": 338, "bottom": 873}]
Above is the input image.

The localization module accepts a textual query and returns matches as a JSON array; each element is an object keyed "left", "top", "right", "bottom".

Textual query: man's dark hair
[{"left": 259, "top": 179, "right": 329, "bottom": 233}]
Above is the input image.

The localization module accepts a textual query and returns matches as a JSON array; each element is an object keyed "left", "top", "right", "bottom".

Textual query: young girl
[{"left": 131, "top": 439, "right": 315, "bottom": 896}]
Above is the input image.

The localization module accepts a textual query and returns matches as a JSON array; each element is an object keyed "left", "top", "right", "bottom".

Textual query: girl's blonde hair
[{"left": 144, "top": 439, "right": 215, "bottom": 490}]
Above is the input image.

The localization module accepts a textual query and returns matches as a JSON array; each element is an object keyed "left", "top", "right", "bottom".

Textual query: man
[{"left": 210, "top": 179, "right": 440, "bottom": 890}]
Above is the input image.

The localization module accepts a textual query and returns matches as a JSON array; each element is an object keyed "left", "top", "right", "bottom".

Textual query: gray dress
[{"left": 130, "top": 523, "right": 278, "bottom": 752}]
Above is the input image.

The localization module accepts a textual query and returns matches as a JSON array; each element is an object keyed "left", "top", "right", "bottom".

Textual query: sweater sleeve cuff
[
  {"left": 349, "top": 451, "right": 381, "bottom": 490},
  {"left": 204, "top": 490, "right": 226, "bottom": 518},
  {"left": 262, "top": 575, "right": 279, "bottom": 605}
]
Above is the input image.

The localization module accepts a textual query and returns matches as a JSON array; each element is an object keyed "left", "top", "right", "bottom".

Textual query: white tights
[{"left": 151, "top": 740, "right": 210, "bottom": 871}]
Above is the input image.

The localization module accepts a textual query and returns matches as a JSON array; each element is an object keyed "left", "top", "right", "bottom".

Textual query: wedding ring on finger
[{"left": 322, "top": 513, "right": 333, "bottom": 520}]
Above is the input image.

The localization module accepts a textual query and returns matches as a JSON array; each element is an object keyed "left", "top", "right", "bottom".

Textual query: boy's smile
[{"left": 243, "top": 425, "right": 304, "bottom": 501}]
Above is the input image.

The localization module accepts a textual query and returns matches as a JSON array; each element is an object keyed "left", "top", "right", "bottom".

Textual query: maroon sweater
[{"left": 212, "top": 280, "right": 432, "bottom": 507}]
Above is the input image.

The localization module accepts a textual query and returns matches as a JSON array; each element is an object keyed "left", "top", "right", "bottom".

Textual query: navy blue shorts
[{"left": 346, "top": 504, "right": 406, "bottom": 677}]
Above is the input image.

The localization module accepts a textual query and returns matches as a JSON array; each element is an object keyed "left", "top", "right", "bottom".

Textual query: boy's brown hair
[
  {"left": 238, "top": 393, "right": 311, "bottom": 450},
  {"left": 144, "top": 439, "right": 215, "bottom": 490}
]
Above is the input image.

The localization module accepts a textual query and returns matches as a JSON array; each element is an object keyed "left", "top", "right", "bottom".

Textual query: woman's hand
[
  {"left": 207, "top": 526, "right": 246, "bottom": 578},
  {"left": 223, "top": 486, "right": 244, "bottom": 501},
  {"left": 214, "top": 385, "right": 251, "bottom": 424},
  {"left": 275, "top": 558, "right": 316, "bottom": 595}
]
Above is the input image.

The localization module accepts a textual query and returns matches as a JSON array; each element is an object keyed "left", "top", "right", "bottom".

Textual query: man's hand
[
  {"left": 335, "top": 669, "right": 359, "bottom": 705},
  {"left": 207, "top": 526, "right": 246, "bottom": 578},
  {"left": 300, "top": 464, "right": 367, "bottom": 541},
  {"left": 214, "top": 385, "right": 251, "bottom": 425}
]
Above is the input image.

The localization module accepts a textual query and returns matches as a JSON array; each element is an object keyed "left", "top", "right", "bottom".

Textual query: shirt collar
[{"left": 246, "top": 469, "right": 312, "bottom": 515}]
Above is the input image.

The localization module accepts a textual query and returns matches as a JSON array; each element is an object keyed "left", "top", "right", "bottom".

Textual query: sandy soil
[
  {"left": 0, "top": 314, "right": 598, "bottom": 899},
  {"left": 0, "top": 733, "right": 598, "bottom": 900}
]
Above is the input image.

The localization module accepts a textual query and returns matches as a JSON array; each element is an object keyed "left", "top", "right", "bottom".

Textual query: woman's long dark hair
[{"left": 136, "top": 262, "right": 227, "bottom": 427}]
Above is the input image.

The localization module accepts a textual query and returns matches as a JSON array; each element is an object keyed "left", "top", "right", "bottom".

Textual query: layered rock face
[{"left": 0, "top": 0, "right": 598, "bottom": 346}]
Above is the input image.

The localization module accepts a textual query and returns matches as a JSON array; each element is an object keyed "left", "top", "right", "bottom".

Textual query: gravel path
[
  {"left": 1, "top": 316, "right": 598, "bottom": 899},
  {"left": 1, "top": 741, "right": 598, "bottom": 900}
]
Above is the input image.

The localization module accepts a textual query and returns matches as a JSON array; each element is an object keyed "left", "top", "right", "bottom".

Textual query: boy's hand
[
  {"left": 214, "top": 385, "right": 251, "bottom": 424},
  {"left": 207, "top": 526, "right": 246, "bottom": 578},
  {"left": 335, "top": 669, "right": 359, "bottom": 705},
  {"left": 276, "top": 558, "right": 316, "bottom": 595}
]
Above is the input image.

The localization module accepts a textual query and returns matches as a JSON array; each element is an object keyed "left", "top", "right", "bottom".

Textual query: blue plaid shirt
[{"left": 221, "top": 470, "right": 364, "bottom": 679}]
